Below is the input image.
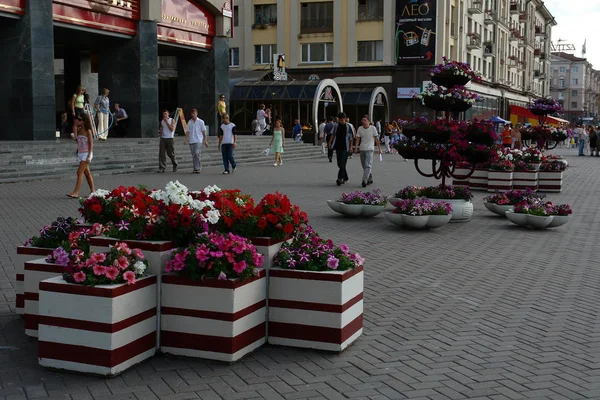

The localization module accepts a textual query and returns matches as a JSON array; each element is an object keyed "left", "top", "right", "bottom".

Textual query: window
[
  {"left": 357, "top": 41, "right": 383, "bottom": 62},
  {"left": 572, "top": 90, "right": 578, "bottom": 97},
  {"left": 559, "top": 79, "right": 565, "bottom": 88},
  {"left": 229, "top": 48, "right": 239, "bottom": 67},
  {"left": 571, "top": 102, "right": 578, "bottom": 108},
  {"left": 572, "top": 66, "right": 578, "bottom": 73},
  {"left": 357, "top": 0, "right": 383, "bottom": 21},
  {"left": 254, "top": 4, "right": 277, "bottom": 25},
  {"left": 301, "top": 42, "right": 333, "bottom": 63},
  {"left": 301, "top": 2, "right": 333, "bottom": 33},
  {"left": 572, "top": 78, "right": 578, "bottom": 85},
  {"left": 255, "top": 44, "right": 276, "bottom": 64},
  {"left": 233, "top": 6, "right": 238, "bottom": 26},
  {"left": 559, "top": 66, "right": 566, "bottom": 73}
]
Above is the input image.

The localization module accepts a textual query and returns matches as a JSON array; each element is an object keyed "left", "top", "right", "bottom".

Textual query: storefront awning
[
  {"left": 341, "top": 87, "right": 375, "bottom": 105},
  {"left": 229, "top": 70, "right": 271, "bottom": 89},
  {"left": 230, "top": 80, "right": 322, "bottom": 101}
]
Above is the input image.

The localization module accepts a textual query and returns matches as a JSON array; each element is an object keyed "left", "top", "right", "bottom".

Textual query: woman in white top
[
  {"left": 218, "top": 114, "right": 237, "bottom": 174},
  {"left": 256, "top": 104, "right": 267, "bottom": 135}
]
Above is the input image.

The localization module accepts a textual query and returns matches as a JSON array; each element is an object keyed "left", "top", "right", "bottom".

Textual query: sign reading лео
[{"left": 395, "top": 0, "right": 437, "bottom": 65}]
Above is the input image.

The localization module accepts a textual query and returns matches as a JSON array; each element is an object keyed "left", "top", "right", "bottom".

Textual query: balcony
[
  {"left": 507, "top": 56, "right": 518, "bottom": 68},
  {"left": 535, "top": 70, "right": 546, "bottom": 79},
  {"left": 300, "top": 18, "right": 333, "bottom": 34},
  {"left": 518, "top": 61, "right": 526, "bottom": 71},
  {"left": 509, "top": 30, "right": 519, "bottom": 41},
  {"left": 483, "top": 43, "right": 495, "bottom": 57},
  {"left": 534, "top": 48, "right": 541, "bottom": 57},
  {"left": 467, "top": 0, "right": 483, "bottom": 14},
  {"left": 466, "top": 33, "right": 482, "bottom": 50},
  {"left": 484, "top": 10, "right": 496, "bottom": 24},
  {"left": 518, "top": 38, "right": 526, "bottom": 48},
  {"left": 510, "top": 2, "right": 520, "bottom": 14},
  {"left": 519, "top": 12, "right": 527, "bottom": 22},
  {"left": 540, "top": 52, "right": 547, "bottom": 60}
]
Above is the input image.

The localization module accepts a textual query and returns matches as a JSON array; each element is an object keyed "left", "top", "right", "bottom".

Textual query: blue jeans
[
  {"left": 579, "top": 139, "right": 586, "bottom": 155},
  {"left": 221, "top": 143, "right": 236, "bottom": 172}
]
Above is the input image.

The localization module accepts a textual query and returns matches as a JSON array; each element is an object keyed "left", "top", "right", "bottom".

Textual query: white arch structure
[
  {"left": 312, "top": 79, "right": 344, "bottom": 133},
  {"left": 368, "top": 86, "right": 390, "bottom": 123}
]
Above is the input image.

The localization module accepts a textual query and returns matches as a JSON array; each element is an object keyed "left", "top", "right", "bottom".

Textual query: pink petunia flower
[
  {"left": 339, "top": 244, "right": 350, "bottom": 254},
  {"left": 123, "top": 271, "right": 136, "bottom": 285},
  {"left": 93, "top": 265, "right": 107, "bottom": 276},
  {"left": 132, "top": 248, "right": 145, "bottom": 259},
  {"left": 218, "top": 271, "right": 227, "bottom": 280},
  {"left": 91, "top": 253, "right": 106, "bottom": 264},
  {"left": 233, "top": 260, "right": 247, "bottom": 274},
  {"left": 195, "top": 245, "right": 210, "bottom": 263},
  {"left": 73, "top": 271, "right": 87, "bottom": 283},
  {"left": 105, "top": 266, "right": 120, "bottom": 280},
  {"left": 326, "top": 256, "right": 339, "bottom": 270},
  {"left": 115, "top": 256, "right": 129, "bottom": 270},
  {"left": 116, "top": 242, "right": 132, "bottom": 255}
]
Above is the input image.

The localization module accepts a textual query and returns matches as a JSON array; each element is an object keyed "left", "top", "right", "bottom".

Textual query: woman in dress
[
  {"left": 67, "top": 114, "right": 95, "bottom": 198},
  {"left": 269, "top": 119, "right": 285, "bottom": 166}
]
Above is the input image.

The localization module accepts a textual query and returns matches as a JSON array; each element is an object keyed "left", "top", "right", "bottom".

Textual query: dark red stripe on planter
[
  {"left": 161, "top": 300, "right": 266, "bottom": 322},
  {"left": 24, "top": 262, "right": 63, "bottom": 273},
  {"left": 161, "top": 323, "right": 265, "bottom": 354},
  {"left": 162, "top": 270, "right": 266, "bottom": 289},
  {"left": 16, "top": 274, "right": 24, "bottom": 282},
  {"left": 248, "top": 236, "right": 292, "bottom": 247},
  {"left": 24, "top": 292, "right": 39, "bottom": 301},
  {"left": 16, "top": 294, "right": 24, "bottom": 308},
  {"left": 38, "top": 332, "right": 156, "bottom": 368},
  {"left": 269, "top": 293, "right": 363, "bottom": 313},
  {"left": 89, "top": 237, "right": 174, "bottom": 252},
  {"left": 16, "top": 246, "right": 53, "bottom": 256},
  {"left": 269, "top": 314, "right": 363, "bottom": 344},
  {"left": 37, "top": 308, "right": 156, "bottom": 333},
  {"left": 39, "top": 275, "right": 157, "bottom": 298},
  {"left": 269, "top": 265, "right": 363, "bottom": 282},
  {"left": 24, "top": 314, "right": 38, "bottom": 330}
]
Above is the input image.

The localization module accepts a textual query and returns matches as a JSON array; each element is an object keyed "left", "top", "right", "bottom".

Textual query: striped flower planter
[
  {"left": 38, "top": 275, "right": 157, "bottom": 377},
  {"left": 160, "top": 270, "right": 267, "bottom": 362},
  {"left": 538, "top": 171, "right": 563, "bottom": 192},
  {"left": 268, "top": 266, "right": 364, "bottom": 352},
  {"left": 90, "top": 237, "right": 175, "bottom": 349},
  {"left": 513, "top": 171, "right": 539, "bottom": 191},
  {"left": 249, "top": 237, "right": 292, "bottom": 270},
  {"left": 15, "top": 247, "right": 54, "bottom": 315},
  {"left": 487, "top": 171, "right": 513, "bottom": 192},
  {"left": 469, "top": 169, "right": 489, "bottom": 190},
  {"left": 24, "top": 259, "right": 64, "bottom": 337},
  {"left": 452, "top": 168, "right": 471, "bottom": 186}
]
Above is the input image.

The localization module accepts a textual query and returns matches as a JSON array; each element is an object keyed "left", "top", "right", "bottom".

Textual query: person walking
[
  {"left": 328, "top": 112, "right": 354, "bottom": 186},
  {"left": 318, "top": 119, "right": 327, "bottom": 154},
  {"left": 589, "top": 126, "right": 598, "bottom": 156},
  {"left": 502, "top": 124, "right": 513, "bottom": 148},
  {"left": 94, "top": 88, "right": 111, "bottom": 141},
  {"left": 185, "top": 109, "right": 208, "bottom": 173},
  {"left": 218, "top": 114, "right": 237, "bottom": 174},
  {"left": 256, "top": 104, "right": 267, "bottom": 136},
  {"left": 67, "top": 114, "right": 95, "bottom": 198},
  {"left": 324, "top": 116, "right": 336, "bottom": 162},
  {"left": 269, "top": 119, "right": 285, "bottom": 166},
  {"left": 576, "top": 124, "right": 587, "bottom": 156},
  {"left": 354, "top": 115, "right": 382, "bottom": 187},
  {"left": 158, "top": 109, "right": 178, "bottom": 173},
  {"left": 216, "top": 94, "right": 227, "bottom": 126},
  {"left": 511, "top": 123, "right": 522, "bottom": 149}
]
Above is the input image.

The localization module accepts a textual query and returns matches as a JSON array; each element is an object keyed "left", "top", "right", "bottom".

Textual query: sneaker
[
  {"left": 367, "top": 181, "right": 373, "bottom": 186},
  {"left": 329, "top": 158, "right": 332, "bottom": 163},
  {"left": 273, "top": 163, "right": 278, "bottom": 167},
  {"left": 192, "top": 170, "right": 200, "bottom": 174},
  {"left": 157, "top": 169, "right": 165, "bottom": 173},
  {"left": 232, "top": 167, "right": 236, "bottom": 173},
  {"left": 279, "top": 160, "right": 283, "bottom": 165},
  {"left": 173, "top": 167, "right": 178, "bottom": 172},
  {"left": 336, "top": 179, "right": 342, "bottom": 186},
  {"left": 361, "top": 181, "right": 367, "bottom": 188},
  {"left": 223, "top": 171, "right": 229, "bottom": 174}
]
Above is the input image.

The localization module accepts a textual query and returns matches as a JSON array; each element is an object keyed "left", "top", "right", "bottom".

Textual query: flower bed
[
  {"left": 507, "top": 199, "right": 572, "bottom": 229},
  {"left": 391, "top": 185, "right": 473, "bottom": 222},
  {"left": 327, "top": 190, "right": 387, "bottom": 218},
  {"left": 385, "top": 198, "right": 453, "bottom": 229}
]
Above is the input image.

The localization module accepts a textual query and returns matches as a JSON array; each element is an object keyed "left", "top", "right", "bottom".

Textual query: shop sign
[
  {"left": 158, "top": 0, "right": 216, "bottom": 49},
  {"left": 397, "top": 87, "right": 420, "bottom": 99},
  {"left": 395, "top": 0, "right": 437, "bottom": 65},
  {"left": 52, "top": 0, "right": 140, "bottom": 35},
  {"left": 0, "top": 0, "right": 25, "bottom": 15},
  {"left": 222, "top": 1, "right": 232, "bottom": 17}
]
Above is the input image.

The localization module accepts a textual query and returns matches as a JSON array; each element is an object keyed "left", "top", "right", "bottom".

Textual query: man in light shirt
[
  {"left": 354, "top": 115, "right": 382, "bottom": 187},
  {"left": 185, "top": 109, "right": 208, "bottom": 174},
  {"left": 158, "top": 109, "right": 178, "bottom": 173}
]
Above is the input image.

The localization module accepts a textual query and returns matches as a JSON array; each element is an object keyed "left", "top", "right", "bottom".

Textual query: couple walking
[{"left": 158, "top": 109, "right": 208, "bottom": 173}]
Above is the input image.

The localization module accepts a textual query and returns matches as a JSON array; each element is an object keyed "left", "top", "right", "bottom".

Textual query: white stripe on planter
[
  {"left": 15, "top": 247, "right": 54, "bottom": 315},
  {"left": 24, "top": 259, "right": 64, "bottom": 337}
]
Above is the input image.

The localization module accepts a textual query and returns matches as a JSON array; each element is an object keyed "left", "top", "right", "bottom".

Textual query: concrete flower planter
[
  {"left": 427, "top": 198, "right": 473, "bottom": 222},
  {"left": 268, "top": 266, "right": 364, "bottom": 352},
  {"left": 327, "top": 201, "right": 386, "bottom": 218},
  {"left": 538, "top": 171, "right": 563, "bottom": 192},
  {"left": 513, "top": 171, "right": 538, "bottom": 191},
  {"left": 488, "top": 171, "right": 513, "bottom": 192},
  {"left": 38, "top": 275, "right": 157, "bottom": 377},
  {"left": 248, "top": 237, "right": 292, "bottom": 270},
  {"left": 15, "top": 246, "right": 54, "bottom": 315},
  {"left": 24, "top": 259, "right": 64, "bottom": 338},
  {"left": 452, "top": 168, "right": 471, "bottom": 186},
  {"left": 160, "top": 270, "right": 267, "bottom": 362},
  {"left": 469, "top": 169, "right": 489, "bottom": 190}
]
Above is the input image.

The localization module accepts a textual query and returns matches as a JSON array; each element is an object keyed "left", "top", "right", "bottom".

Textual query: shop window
[
  {"left": 300, "top": 2, "right": 333, "bottom": 33},
  {"left": 357, "top": 41, "right": 383, "bottom": 62},
  {"left": 254, "top": 4, "right": 277, "bottom": 26},
  {"left": 357, "top": 0, "right": 383, "bottom": 21},
  {"left": 234, "top": 6, "right": 239, "bottom": 26},
  {"left": 229, "top": 48, "right": 239, "bottom": 67},
  {"left": 301, "top": 43, "right": 333, "bottom": 63},
  {"left": 255, "top": 44, "right": 276, "bottom": 64}
]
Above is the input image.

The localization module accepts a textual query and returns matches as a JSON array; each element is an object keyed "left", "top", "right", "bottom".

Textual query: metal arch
[
  {"left": 312, "top": 79, "right": 344, "bottom": 135},
  {"left": 368, "top": 86, "right": 390, "bottom": 123}
]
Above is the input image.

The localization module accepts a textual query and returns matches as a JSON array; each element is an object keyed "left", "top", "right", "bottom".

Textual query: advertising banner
[{"left": 395, "top": 0, "right": 437, "bottom": 64}]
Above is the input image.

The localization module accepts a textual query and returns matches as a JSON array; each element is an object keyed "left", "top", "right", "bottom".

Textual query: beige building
[{"left": 228, "top": 0, "right": 556, "bottom": 130}]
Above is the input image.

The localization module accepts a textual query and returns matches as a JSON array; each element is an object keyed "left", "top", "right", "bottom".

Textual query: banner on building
[{"left": 395, "top": 0, "right": 437, "bottom": 65}]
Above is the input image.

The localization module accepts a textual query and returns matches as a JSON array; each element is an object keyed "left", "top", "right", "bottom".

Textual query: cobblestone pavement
[{"left": 0, "top": 146, "right": 598, "bottom": 400}]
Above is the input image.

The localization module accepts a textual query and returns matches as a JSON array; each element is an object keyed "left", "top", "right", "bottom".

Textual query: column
[
  {"left": 383, "top": 0, "right": 394, "bottom": 65},
  {"left": 98, "top": 21, "right": 159, "bottom": 138},
  {"left": 177, "top": 37, "right": 229, "bottom": 136},
  {"left": 346, "top": 0, "right": 356, "bottom": 67},
  {"left": 333, "top": 0, "right": 343, "bottom": 67},
  {"left": 0, "top": 1, "right": 55, "bottom": 140},
  {"left": 289, "top": 0, "right": 299, "bottom": 68}
]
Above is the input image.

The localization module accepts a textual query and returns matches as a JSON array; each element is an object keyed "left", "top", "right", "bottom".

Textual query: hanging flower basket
[
  {"left": 423, "top": 96, "right": 452, "bottom": 111},
  {"left": 431, "top": 73, "right": 471, "bottom": 88},
  {"left": 403, "top": 128, "right": 452, "bottom": 143},
  {"left": 530, "top": 109, "right": 551, "bottom": 116},
  {"left": 397, "top": 148, "right": 439, "bottom": 160}
]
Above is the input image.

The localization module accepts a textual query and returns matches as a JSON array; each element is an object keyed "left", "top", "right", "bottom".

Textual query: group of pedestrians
[{"left": 570, "top": 124, "right": 600, "bottom": 157}]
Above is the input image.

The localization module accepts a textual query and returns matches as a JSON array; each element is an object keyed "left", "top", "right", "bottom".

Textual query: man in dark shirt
[
  {"left": 328, "top": 112, "right": 352, "bottom": 186},
  {"left": 324, "top": 116, "right": 335, "bottom": 162}
]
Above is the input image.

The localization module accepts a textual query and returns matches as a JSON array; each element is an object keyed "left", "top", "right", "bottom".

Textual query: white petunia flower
[
  {"left": 89, "top": 189, "right": 110, "bottom": 199},
  {"left": 206, "top": 209, "right": 221, "bottom": 225},
  {"left": 133, "top": 261, "right": 146, "bottom": 275}
]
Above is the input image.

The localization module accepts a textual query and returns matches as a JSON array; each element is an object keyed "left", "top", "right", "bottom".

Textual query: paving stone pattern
[{"left": 0, "top": 147, "right": 597, "bottom": 399}]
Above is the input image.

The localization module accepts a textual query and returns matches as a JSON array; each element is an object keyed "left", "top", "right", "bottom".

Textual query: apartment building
[
  {"left": 228, "top": 0, "right": 556, "bottom": 130},
  {"left": 550, "top": 52, "right": 600, "bottom": 124}
]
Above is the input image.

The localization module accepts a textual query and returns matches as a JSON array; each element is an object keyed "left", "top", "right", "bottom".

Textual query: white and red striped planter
[
  {"left": 268, "top": 266, "right": 364, "bottom": 352},
  {"left": 24, "top": 259, "right": 64, "bottom": 337},
  {"left": 488, "top": 171, "right": 513, "bottom": 192},
  {"left": 452, "top": 168, "right": 471, "bottom": 187},
  {"left": 38, "top": 275, "right": 157, "bottom": 377},
  {"left": 249, "top": 237, "right": 292, "bottom": 270},
  {"left": 469, "top": 169, "right": 489, "bottom": 190},
  {"left": 513, "top": 171, "right": 538, "bottom": 191},
  {"left": 160, "top": 270, "right": 267, "bottom": 362},
  {"left": 15, "top": 246, "right": 54, "bottom": 315},
  {"left": 538, "top": 171, "right": 563, "bottom": 192}
]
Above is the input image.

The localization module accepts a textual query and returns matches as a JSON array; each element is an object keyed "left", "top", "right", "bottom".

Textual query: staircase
[{"left": 0, "top": 137, "right": 324, "bottom": 183}]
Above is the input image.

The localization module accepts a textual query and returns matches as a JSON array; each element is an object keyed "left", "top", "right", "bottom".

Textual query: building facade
[
  {"left": 0, "top": 0, "right": 233, "bottom": 140},
  {"left": 229, "top": 0, "right": 556, "bottom": 130},
  {"left": 549, "top": 52, "right": 600, "bottom": 124}
]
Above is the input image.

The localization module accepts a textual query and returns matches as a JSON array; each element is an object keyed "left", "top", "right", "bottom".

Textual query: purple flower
[
  {"left": 326, "top": 256, "right": 339, "bottom": 270},
  {"left": 339, "top": 244, "right": 350, "bottom": 254},
  {"left": 117, "top": 220, "right": 130, "bottom": 231}
]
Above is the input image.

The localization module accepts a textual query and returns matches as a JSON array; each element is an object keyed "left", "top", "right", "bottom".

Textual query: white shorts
[{"left": 78, "top": 152, "right": 93, "bottom": 162}]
